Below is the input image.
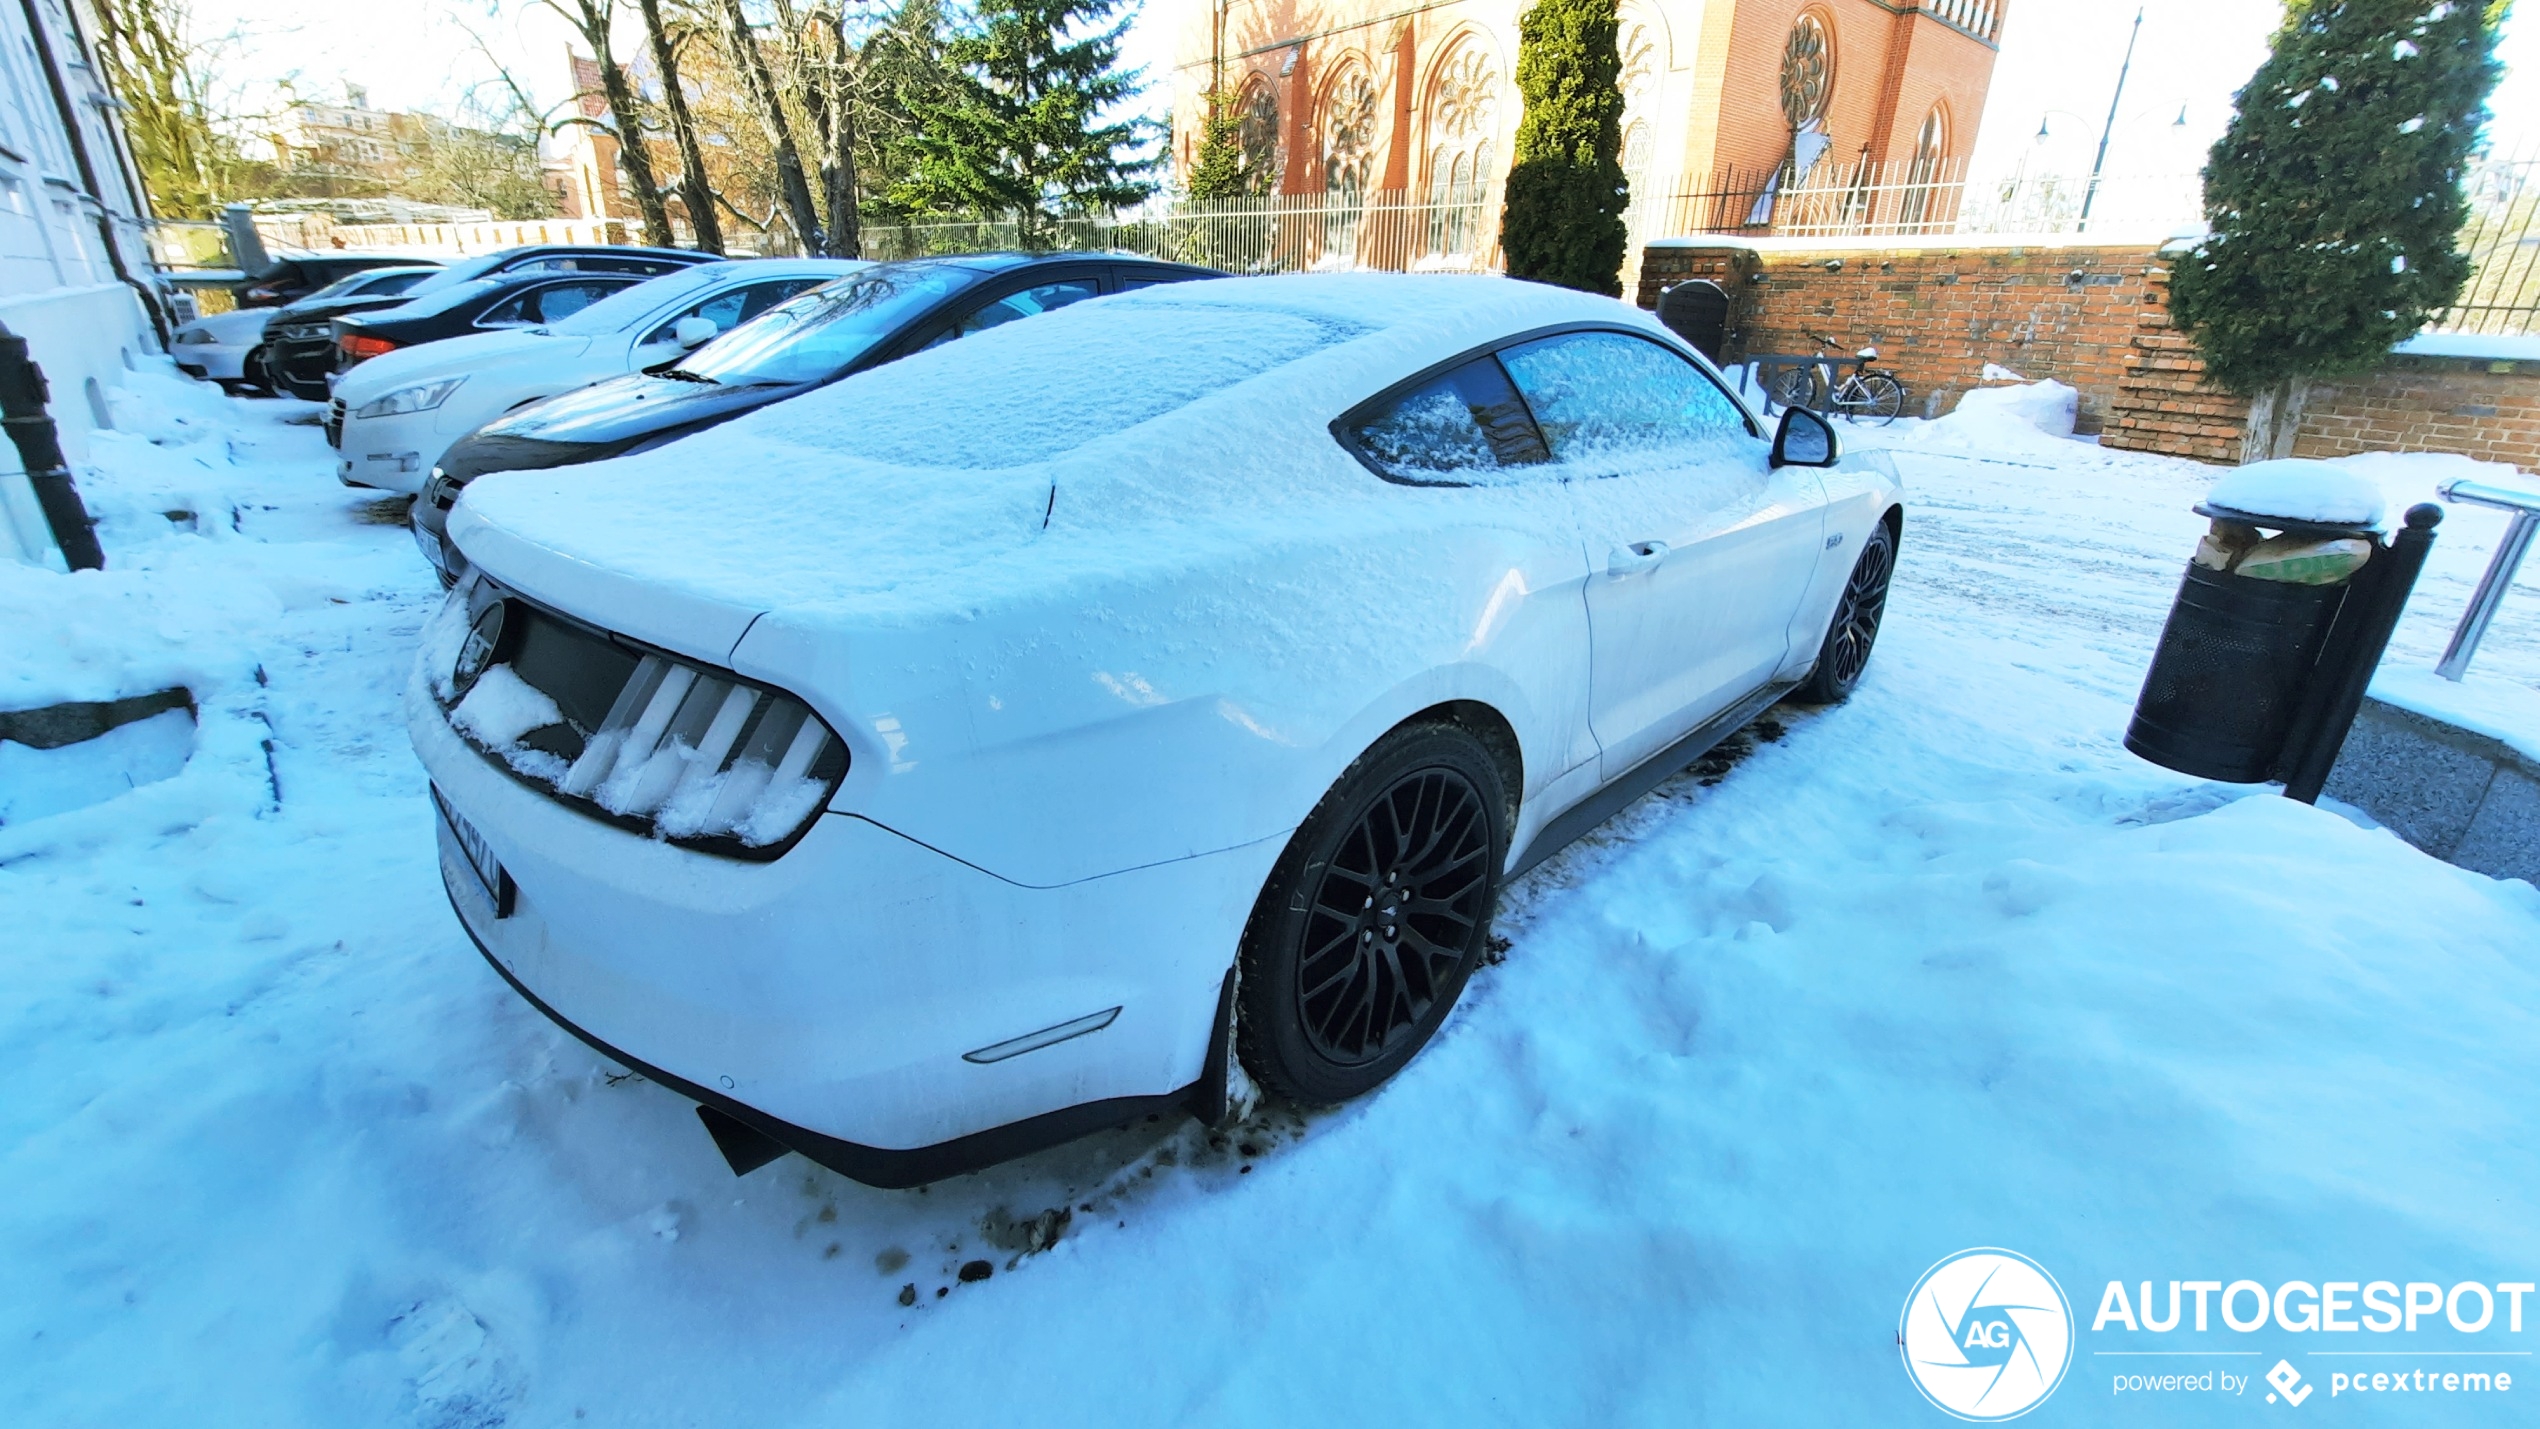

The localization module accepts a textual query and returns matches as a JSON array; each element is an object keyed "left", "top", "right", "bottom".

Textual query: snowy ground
[{"left": 3, "top": 366, "right": 2537, "bottom": 1427}]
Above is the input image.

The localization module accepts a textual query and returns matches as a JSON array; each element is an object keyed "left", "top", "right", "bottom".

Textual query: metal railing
[{"left": 2434, "top": 478, "right": 2540, "bottom": 680}]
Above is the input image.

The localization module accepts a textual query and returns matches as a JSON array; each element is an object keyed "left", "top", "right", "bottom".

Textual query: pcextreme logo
[{"left": 1901, "top": 1248, "right": 2077, "bottom": 1421}]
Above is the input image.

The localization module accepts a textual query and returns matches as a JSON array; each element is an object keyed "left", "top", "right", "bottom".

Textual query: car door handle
[{"left": 1607, "top": 541, "right": 1669, "bottom": 577}]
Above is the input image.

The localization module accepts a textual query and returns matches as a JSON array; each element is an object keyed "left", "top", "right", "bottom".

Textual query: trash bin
[
  {"left": 2126, "top": 470, "right": 2442, "bottom": 796},
  {"left": 1656, "top": 279, "right": 1731, "bottom": 364}
]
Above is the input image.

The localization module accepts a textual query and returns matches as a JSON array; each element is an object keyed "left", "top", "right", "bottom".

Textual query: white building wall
[{"left": 0, "top": 0, "right": 160, "bottom": 568}]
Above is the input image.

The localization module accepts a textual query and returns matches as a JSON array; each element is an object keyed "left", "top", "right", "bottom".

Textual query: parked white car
[
  {"left": 169, "top": 265, "right": 439, "bottom": 391},
  {"left": 408, "top": 274, "right": 1903, "bottom": 1187},
  {"left": 332, "top": 258, "right": 861, "bottom": 493}
]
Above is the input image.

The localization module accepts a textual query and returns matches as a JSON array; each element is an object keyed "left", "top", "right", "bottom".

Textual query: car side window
[
  {"left": 357, "top": 270, "right": 430, "bottom": 297},
  {"left": 957, "top": 279, "right": 1100, "bottom": 337},
  {"left": 1119, "top": 274, "right": 1172, "bottom": 291},
  {"left": 533, "top": 281, "right": 619, "bottom": 322},
  {"left": 1498, "top": 330, "right": 1754, "bottom": 471},
  {"left": 481, "top": 280, "right": 623, "bottom": 327},
  {"left": 1341, "top": 355, "right": 1552, "bottom": 485},
  {"left": 642, "top": 288, "right": 749, "bottom": 346},
  {"left": 476, "top": 288, "right": 539, "bottom": 326}
]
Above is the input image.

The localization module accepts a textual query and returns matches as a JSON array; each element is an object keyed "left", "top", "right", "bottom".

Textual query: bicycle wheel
[
  {"left": 1836, "top": 372, "right": 1906, "bottom": 425},
  {"left": 1767, "top": 363, "right": 1820, "bottom": 414}
]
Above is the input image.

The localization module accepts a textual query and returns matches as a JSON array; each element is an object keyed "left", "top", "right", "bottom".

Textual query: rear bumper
[
  {"left": 410, "top": 671, "right": 1263, "bottom": 1181},
  {"left": 438, "top": 840, "right": 1209, "bottom": 1187}
]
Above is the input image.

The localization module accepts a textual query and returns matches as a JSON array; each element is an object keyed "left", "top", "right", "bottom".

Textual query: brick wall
[
  {"left": 2291, "top": 356, "right": 2540, "bottom": 470},
  {"left": 1642, "top": 237, "right": 2540, "bottom": 469},
  {"left": 2099, "top": 262, "right": 2247, "bottom": 462},
  {"left": 1638, "top": 239, "right": 2159, "bottom": 432}
]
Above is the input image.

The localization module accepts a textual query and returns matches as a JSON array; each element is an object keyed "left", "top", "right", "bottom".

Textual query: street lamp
[{"left": 2080, "top": 5, "right": 2147, "bottom": 231}]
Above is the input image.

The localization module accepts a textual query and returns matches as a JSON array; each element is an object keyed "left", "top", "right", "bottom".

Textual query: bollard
[
  {"left": 0, "top": 320, "right": 101, "bottom": 571},
  {"left": 2276, "top": 503, "right": 2443, "bottom": 804}
]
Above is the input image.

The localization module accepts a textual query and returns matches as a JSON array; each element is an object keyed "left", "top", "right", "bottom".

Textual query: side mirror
[
  {"left": 672, "top": 315, "right": 719, "bottom": 349},
  {"left": 1771, "top": 405, "right": 1840, "bottom": 468}
]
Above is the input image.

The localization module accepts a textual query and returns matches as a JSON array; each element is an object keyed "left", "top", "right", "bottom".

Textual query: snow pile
[
  {"left": 0, "top": 707, "right": 195, "bottom": 825},
  {"left": 1953, "top": 378, "right": 2079, "bottom": 437},
  {"left": 2207, "top": 456, "right": 2388, "bottom": 527},
  {"left": 1870, "top": 379, "right": 2081, "bottom": 456}
]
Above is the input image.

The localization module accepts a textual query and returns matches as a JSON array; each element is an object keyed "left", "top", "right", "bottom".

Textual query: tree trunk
[
  {"left": 717, "top": 0, "right": 825, "bottom": 253},
  {"left": 2239, "top": 377, "right": 2312, "bottom": 464},
  {"left": 817, "top": 14, "right": 860, "bottom": 258},
  {"left": 638, "top": 0, "right": 724, "bottom": 254},
  {"left": 571, "top": 1, "right": 675, "bottom": 247}
]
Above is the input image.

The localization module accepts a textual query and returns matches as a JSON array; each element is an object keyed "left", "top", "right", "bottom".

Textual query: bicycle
[{"left": 1766, "top": 332, "right": 1908, "bottom": 425}]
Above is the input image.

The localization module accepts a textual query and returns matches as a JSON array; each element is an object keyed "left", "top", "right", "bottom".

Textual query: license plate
[{"left": 434, "top": 787, "right": 512, "bottom": 917}]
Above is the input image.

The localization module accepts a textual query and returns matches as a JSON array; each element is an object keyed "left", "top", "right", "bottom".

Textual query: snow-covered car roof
[
  {"left": 544, "top": 257, "right": 867, "bottom": 339},
  {"left": 452, "top": 274, "right": 1679, "bottom": 627}
]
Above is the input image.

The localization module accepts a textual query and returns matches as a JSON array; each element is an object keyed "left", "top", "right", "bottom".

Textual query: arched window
[
  {"left": 1422, "top": 43, "right": 1499, "bottom": 257},
  {"left": 1901, "top": 104, "right": 1949, "bottom": 230},
  {"left": 1318, "top": 63, "right": 1380, "bottom": 253},
  {"left": 1618, "top": 19, "right": 1658, "bottom": 178},
  {"left": 1320, "top": 65, "right": 1379, "bottom": 204},
  {"left": 1238, "top": 79, "right": 1281, "bottom": 195}
]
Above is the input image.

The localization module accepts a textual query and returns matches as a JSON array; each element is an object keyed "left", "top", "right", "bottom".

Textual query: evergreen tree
[
  {"left": 898, "top": 0, "right": 1153, "bottom": 245},
  {"left": 2171, "top": 0, "right": 2505, "bottom": 459},
  {"left": 1185, "top": 92, "right": 1246, "bottom": 200},
  {"left": 1500, "top": 0, "right": 1628, "bottom": 296}
]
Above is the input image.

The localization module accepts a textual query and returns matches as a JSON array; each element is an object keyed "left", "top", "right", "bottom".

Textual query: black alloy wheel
[
  {"left": 1796, "top": 518, "right": 1897, "bottom": 705},
  {"left": 1238, "top": 723, "right": 1508, "bottom": 1103}
]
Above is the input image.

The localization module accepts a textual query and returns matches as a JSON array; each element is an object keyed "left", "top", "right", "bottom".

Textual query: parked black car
[
  {"left": 264, "top": 244, "right": 713, "bottom": 402},
  {"left": 191, "top": 266, "right": 440, "bottom": 396},
  {"left": 414, "top": 251, "right": 1219, "bottom": 584},
  {"left": 234, "top": 253, "right": 437, "bottom": 308}
]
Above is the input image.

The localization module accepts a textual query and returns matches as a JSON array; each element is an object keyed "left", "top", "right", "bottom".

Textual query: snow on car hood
[
  {"left": 450, "top": 274, "right": 1654, "bottom": 643},
  {"left": 331, "top": 327, "right": 595, "bottom": 406}
]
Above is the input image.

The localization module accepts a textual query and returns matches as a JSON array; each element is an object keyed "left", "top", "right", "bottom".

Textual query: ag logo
[{"left": 1900, "top": 1248, "right": 2074, "bottom": 1421}]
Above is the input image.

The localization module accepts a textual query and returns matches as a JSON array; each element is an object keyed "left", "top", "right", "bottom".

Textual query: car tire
[
  {"left": 1794, "top": 517, "right": 1897, "bottom": 705},
  {"left": 238, "top": 346, "right": 274, "bottom": 397},
  {"left": 1236, "top": 721, "right": 1509, "bottom": 1105}
]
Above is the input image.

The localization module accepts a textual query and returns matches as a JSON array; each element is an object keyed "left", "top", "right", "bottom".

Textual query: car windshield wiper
[{"left": 655, "top": 368, "right": 719, "bottom": 384}]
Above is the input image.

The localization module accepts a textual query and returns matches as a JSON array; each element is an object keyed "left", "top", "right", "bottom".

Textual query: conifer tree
[
  {"left": 1185, "top": 93, "right": 1246, "bottom": 200},
  {"left": 899, "top": 0, "right": 1153, "bottom": 246},
  {"left": 2171, "top": 0, "right": 2505, "bottom": 459},
  {"left": 1500, "top": 0, "right": 1628, "bottom": 296}
]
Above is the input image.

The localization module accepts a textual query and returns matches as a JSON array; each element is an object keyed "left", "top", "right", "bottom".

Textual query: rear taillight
[
  {"left": 430, "top": 585, "right": 848, "bottom": 856},
  {"left": 558, "top": 653, "right": 842, "bottom": 846},
  {"left": 341, "top": 333, "right": 397, "bottom": 359}
]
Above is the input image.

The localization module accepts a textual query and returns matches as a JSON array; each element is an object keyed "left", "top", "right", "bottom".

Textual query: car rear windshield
[
  {"left": 672, "top": 265, "right": 977, "bottom": 386},
  {"left": 747, "top": 301, "right": 1365, "bottom": 469}
]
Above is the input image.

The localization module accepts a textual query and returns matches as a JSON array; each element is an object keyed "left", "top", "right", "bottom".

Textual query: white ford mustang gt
[{"left": 408, "top": 273, "right": 1903, "bottom": 1186}]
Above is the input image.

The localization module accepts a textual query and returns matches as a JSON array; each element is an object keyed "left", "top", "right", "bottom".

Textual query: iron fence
[
  {"left": 1636, "top": 155, "right": 2203, "bottom": 241},
  {"left": 856, "top": 185, "right": 1502, "bottom": 274},
  {"left": 2433, "top": 153, "right": 2540, "bottom": 335}
]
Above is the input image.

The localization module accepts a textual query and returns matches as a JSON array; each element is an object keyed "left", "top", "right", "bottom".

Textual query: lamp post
[{"left": 2080, "top": 5, "right": 2147, "bottom": 231}]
